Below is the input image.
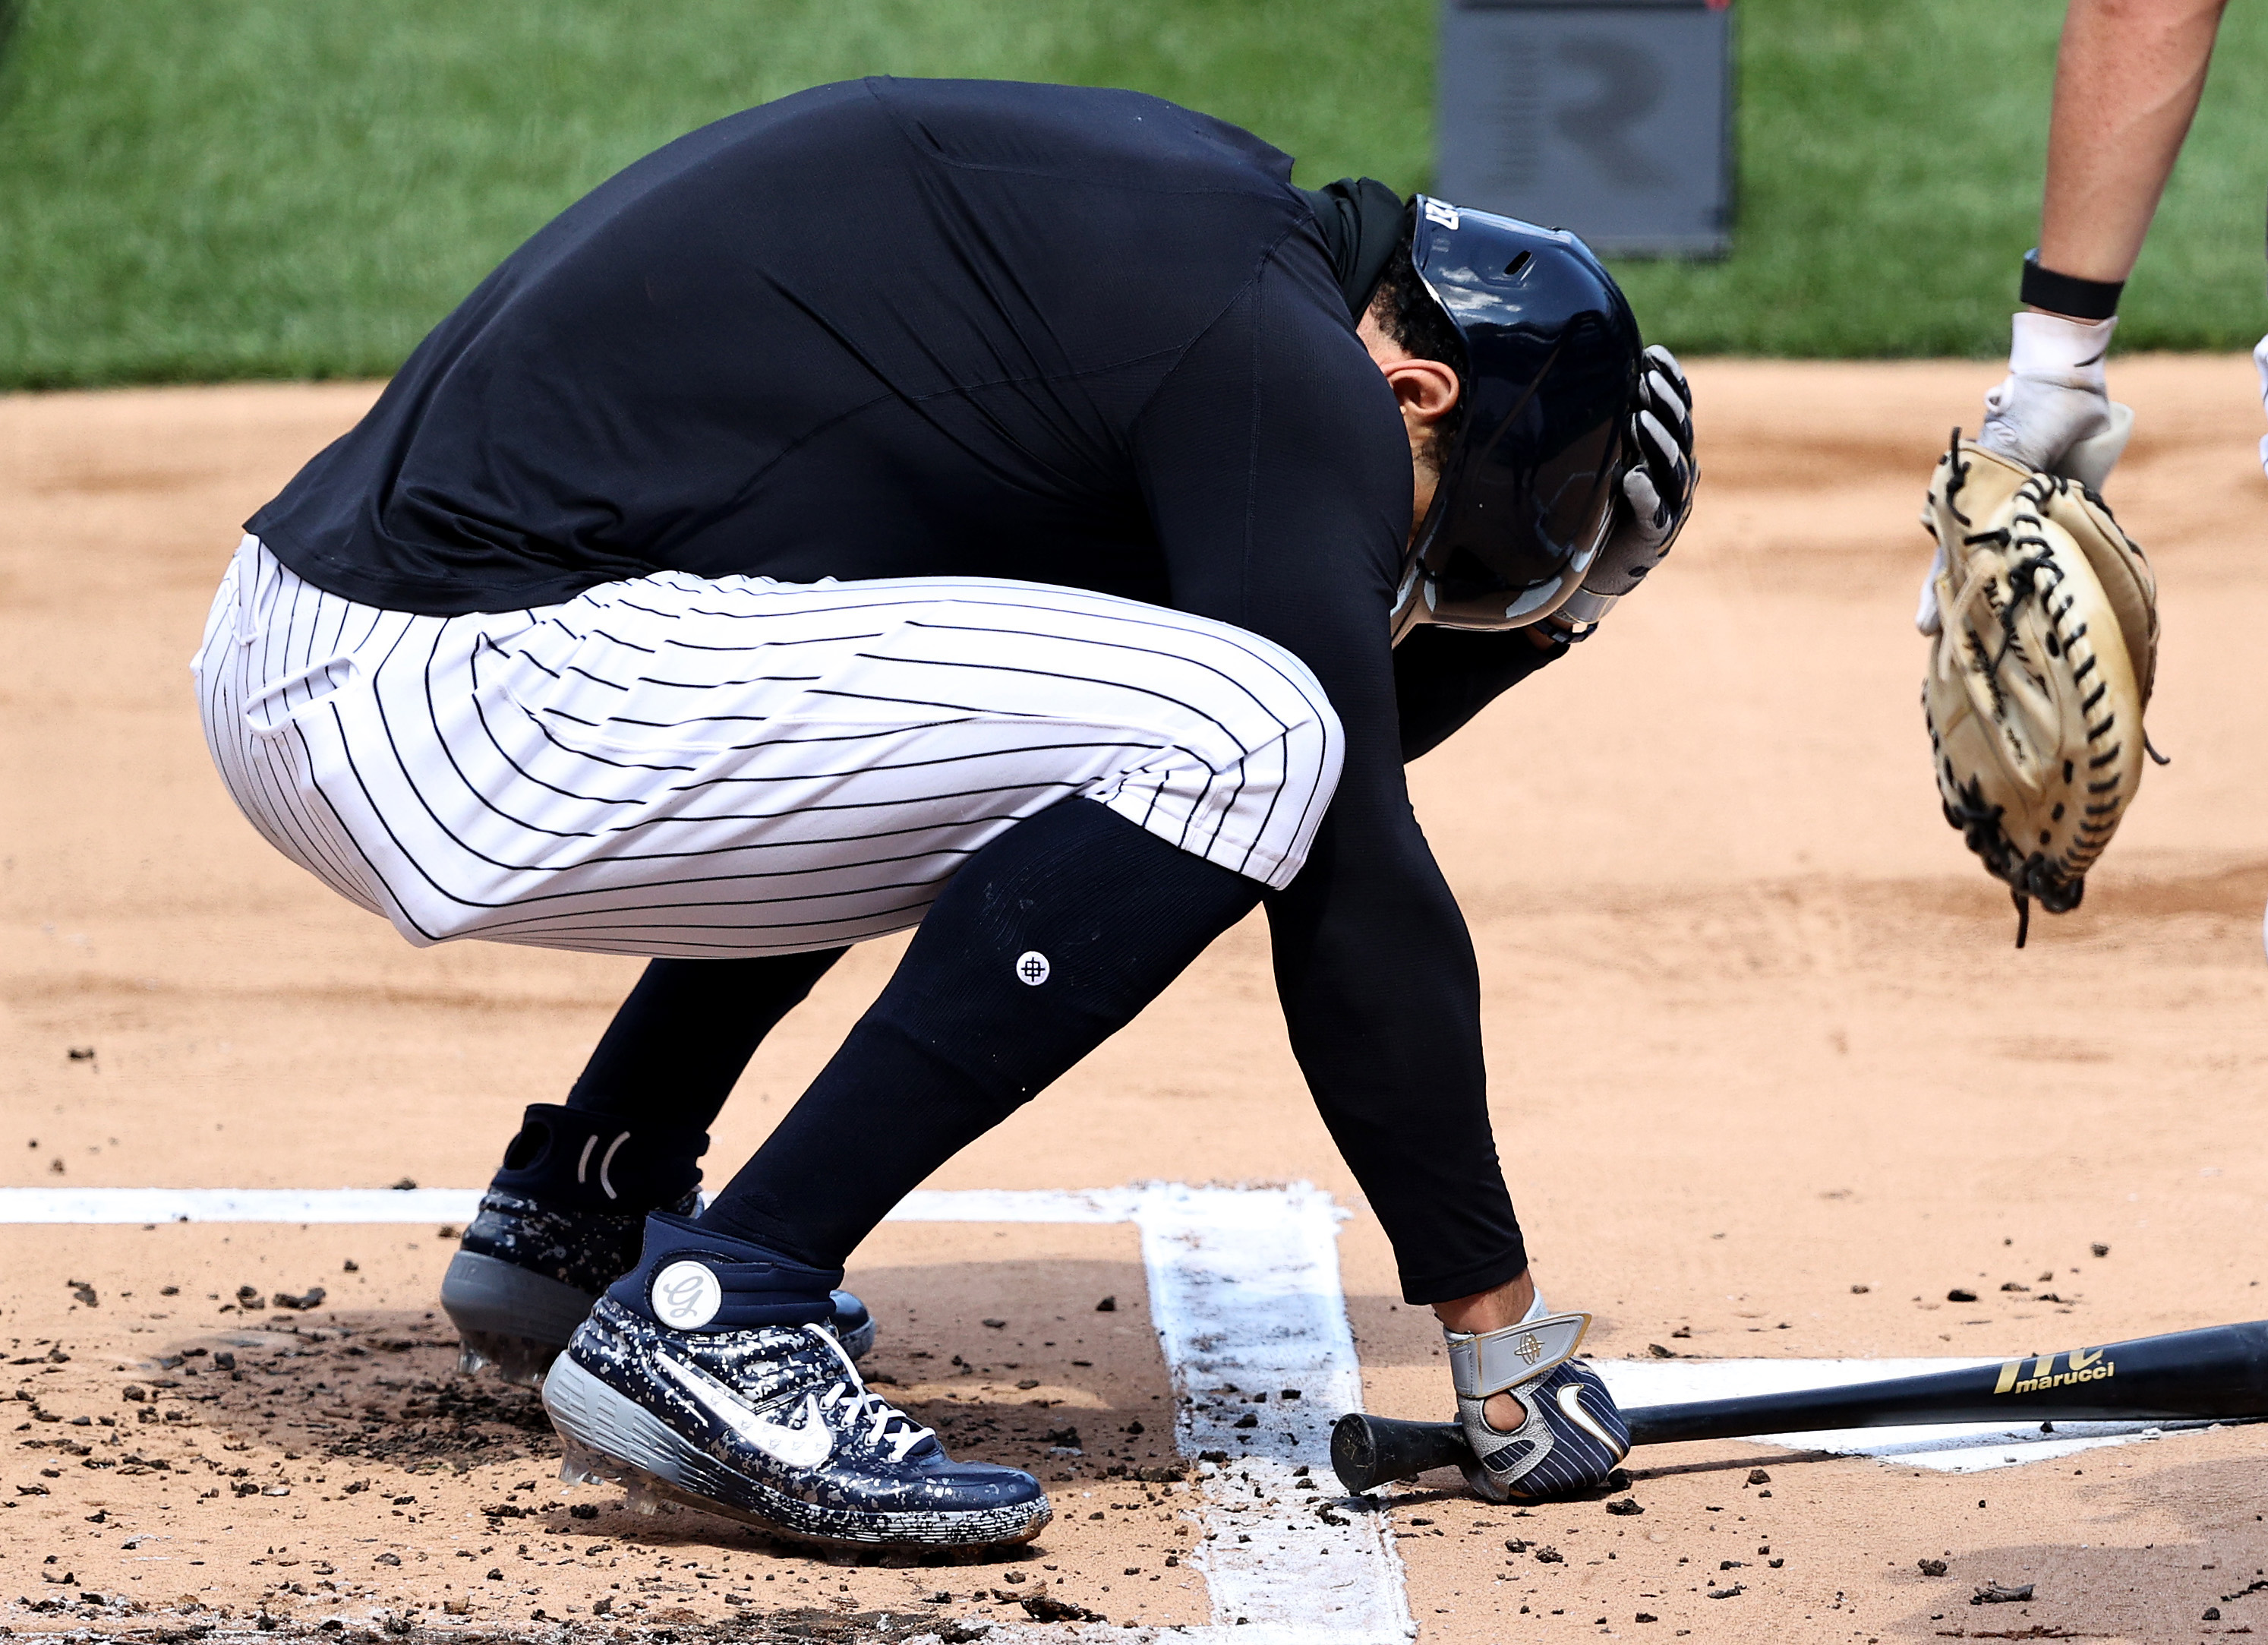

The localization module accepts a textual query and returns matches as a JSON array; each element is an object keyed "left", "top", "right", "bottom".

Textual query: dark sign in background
[{"left": 1439, "top": 0, "right": 1735, "bottom": 257}]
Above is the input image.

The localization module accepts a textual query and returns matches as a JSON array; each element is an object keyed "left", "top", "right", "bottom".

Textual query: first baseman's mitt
[{"left": 1920, "top": 432, "right": 2160, "bottom": 946}]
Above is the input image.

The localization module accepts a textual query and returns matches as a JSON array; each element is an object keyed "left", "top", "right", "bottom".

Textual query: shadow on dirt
[{"left": 132, "top": 1257, "right": 1187, "bottom": 1560}]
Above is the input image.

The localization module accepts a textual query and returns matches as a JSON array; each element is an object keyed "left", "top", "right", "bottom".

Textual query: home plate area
[{"left": 0, "top": 1185, "right": 2232, "bottom": 1643}]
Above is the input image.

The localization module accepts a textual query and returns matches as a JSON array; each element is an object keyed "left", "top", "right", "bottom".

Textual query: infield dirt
[{"left": 5, "top": 357, "right": 2268, "bottom": 1643}]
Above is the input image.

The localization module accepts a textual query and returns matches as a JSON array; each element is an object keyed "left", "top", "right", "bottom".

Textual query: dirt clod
[
  {"left": 1017, "top": 1583, "right": 1102, "bottom": 1623},
  {"left": 1972, "top": 1581, "right": 2036, "bottom": 1605}
]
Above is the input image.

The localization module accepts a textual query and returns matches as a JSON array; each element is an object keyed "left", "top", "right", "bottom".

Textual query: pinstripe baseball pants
[{"left": 194, "top": 538, "right": 1342, "bottom": 958}]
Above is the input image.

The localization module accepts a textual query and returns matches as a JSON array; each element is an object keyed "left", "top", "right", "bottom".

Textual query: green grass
[
  {"left": 0, "top": 0, "right": 2263, "bottom": 386},
  {"left": 1618, "top": 2, "right": 2268, "bottom": 356}
]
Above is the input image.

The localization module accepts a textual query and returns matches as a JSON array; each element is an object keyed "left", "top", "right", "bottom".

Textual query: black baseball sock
[
  {"left": 490, "top": 1104, "right": 708, "bottom": 1213},
  {"left": 699, "top": 799, "right": 1262, "bottom": 1265},
  {"left": 563, "top": 949, "right": 846, "bottom": 1131}
]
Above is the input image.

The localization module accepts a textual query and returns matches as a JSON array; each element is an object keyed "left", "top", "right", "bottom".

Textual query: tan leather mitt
[{"left": 1920, "top": 434, "right": 2160, "bottom": 946}]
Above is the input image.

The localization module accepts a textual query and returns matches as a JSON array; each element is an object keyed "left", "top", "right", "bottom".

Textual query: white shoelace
[{"left": 807, "top": 1325, "right": 933, "bottom": 1463}]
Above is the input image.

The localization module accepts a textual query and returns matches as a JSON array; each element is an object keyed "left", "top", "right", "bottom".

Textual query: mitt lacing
[{"left": 1934, "top": 482, "right": 2086, "bottom": 949}]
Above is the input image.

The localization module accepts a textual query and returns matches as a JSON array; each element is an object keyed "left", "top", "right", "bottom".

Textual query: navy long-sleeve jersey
[{"left": 251, "top": 77, "right": 1556, "bottom": 1302}]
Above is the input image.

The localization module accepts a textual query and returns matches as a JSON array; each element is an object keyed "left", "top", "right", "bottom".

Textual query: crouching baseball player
[{"left": 194, "top": 79, "right": 1695, "bottom": 1546}]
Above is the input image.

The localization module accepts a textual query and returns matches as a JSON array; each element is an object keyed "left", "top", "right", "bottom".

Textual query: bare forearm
[{"left": 2037, "top": 0, "right": 2229, "bottom": 286}]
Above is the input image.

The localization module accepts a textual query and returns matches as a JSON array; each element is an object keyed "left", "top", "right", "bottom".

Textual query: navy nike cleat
[
  {"left": 441, "top": 1106, "right": 872, "bottom": 1387},
  {"left": 1446, "top": 1309, "right": 1630, "bottom": 1502},
  {"left": 543, "top": 1215, "right": 1049, "bottom": 1549}
]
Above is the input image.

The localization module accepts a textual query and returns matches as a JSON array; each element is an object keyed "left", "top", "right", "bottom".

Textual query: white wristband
[{"left": 2009, "top": 311, "right": 2117, "bottom": 387}]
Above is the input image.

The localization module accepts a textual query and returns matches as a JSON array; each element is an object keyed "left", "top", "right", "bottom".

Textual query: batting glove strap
[
  {"left": 1456, "top": 1359, "right": 1631, "bottom": 1503},
  {"left": 2007, "top": 310, "right": 2115, "bottom": 387},
  {"left": 1445, "top": 1310, "right": 1590, "bottom": 1400}
]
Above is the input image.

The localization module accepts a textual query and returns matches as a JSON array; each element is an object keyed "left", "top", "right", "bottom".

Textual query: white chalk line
[
  {"left": 0, "top": 1187, "right": 484, "bottom": 1224},
  {"left": 0, "top": 1189, "right": 2206, "bottom": 1611},
  {"left": 0, "top": 1183, "right": 1409, "bottom": 1645}
]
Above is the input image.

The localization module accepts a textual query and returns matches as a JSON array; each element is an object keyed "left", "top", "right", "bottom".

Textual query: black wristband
[{"left": 2020, "top": 250, "right": 2122, "bottom": 320}]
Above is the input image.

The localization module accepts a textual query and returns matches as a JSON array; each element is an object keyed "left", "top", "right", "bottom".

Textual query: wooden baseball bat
[{"left": 1330, "top": 1319, "right": 2268, "bottom": 1495}]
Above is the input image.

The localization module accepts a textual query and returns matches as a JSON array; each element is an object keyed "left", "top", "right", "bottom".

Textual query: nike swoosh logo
[
  {"left": 1557, "top": 1383, "right": 1628, "bottom": 1460},
  {"left": 656, "top": 1356, "right": 834, "bottom": 1470}
]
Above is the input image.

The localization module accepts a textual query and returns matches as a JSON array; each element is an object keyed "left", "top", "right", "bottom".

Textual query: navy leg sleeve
[{"left": 700, "top": 799, "right": 1260, "bottom": 1265}]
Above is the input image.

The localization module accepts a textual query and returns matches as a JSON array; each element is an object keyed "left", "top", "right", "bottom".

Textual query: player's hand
[
  {"left": 1551, "top": 345, "right": 1695, "bottom": 639},
  {"left": 1918, "top": 311, "right": 2134, "bottom": 635},
  {"left": 2254, "top": 333, "right": 2268, "bottom": 478},
  {"left": 1974, "top": 311, "right": 2131, "bottom": 490},
  {"left": 1979, "top": 373, "right": 2131, "bottom": 489}
]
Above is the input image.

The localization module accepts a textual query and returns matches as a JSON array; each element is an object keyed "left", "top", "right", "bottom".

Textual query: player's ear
[{"left": 1381, "top": 355, "right": 1460, "bottom": 428}]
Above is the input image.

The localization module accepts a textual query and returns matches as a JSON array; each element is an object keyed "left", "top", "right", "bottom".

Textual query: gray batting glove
[
  {"left": 1554, "top": 345, "right": 1695, "bottom": 636},
  {"left": 1917, "top": 311, "right": 2134, "bottom": 635},
  {"left": 1979, "top": 375, "right": 2132, "bottom": 491},
  {"left": 1974, "top": 311, "right": 2131, "bottom": 489}
]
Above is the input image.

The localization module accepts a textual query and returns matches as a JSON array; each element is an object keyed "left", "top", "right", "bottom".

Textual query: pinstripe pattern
[{"left": 194, "top": 538, "right": 1342, "bottom": 958}]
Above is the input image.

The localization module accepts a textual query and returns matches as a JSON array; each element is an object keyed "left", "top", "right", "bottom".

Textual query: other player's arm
[
  {"left": 1935, "top": 0, "right": 2231, "bottom": 520},
  {"left": 2035, "top": 0, "right": 2268, "bottom": 478},
  {"left": 2036, "top": 0, "right": 2230, "bottom": 289}
]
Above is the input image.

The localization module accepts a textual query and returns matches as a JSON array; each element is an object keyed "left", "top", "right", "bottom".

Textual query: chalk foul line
[
  {"left": 0, "top": 1182, "right": 1412, "bottom": 1644},
  {"left": 2, "top": 1183, "right": 2210, "bottom": 1628}
]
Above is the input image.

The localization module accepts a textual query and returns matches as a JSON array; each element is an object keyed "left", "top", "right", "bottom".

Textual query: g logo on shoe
[{"left": 651, "top": 1260, "right": 724, "bottom": 1330}]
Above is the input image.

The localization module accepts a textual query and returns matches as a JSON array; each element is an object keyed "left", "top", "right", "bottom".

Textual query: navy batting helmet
[{"left": 1390, "top": 197, "right": 1642, "bottom": 639}]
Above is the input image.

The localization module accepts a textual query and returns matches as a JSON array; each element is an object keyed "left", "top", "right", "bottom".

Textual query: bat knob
[{"left": 1330, "top": 1411, "right": 1473, "bottom": 1494}]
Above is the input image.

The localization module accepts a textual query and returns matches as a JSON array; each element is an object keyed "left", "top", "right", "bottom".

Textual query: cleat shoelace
[{"left": 806, "top": 1326, "right": 932, "bottom": 1463}]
